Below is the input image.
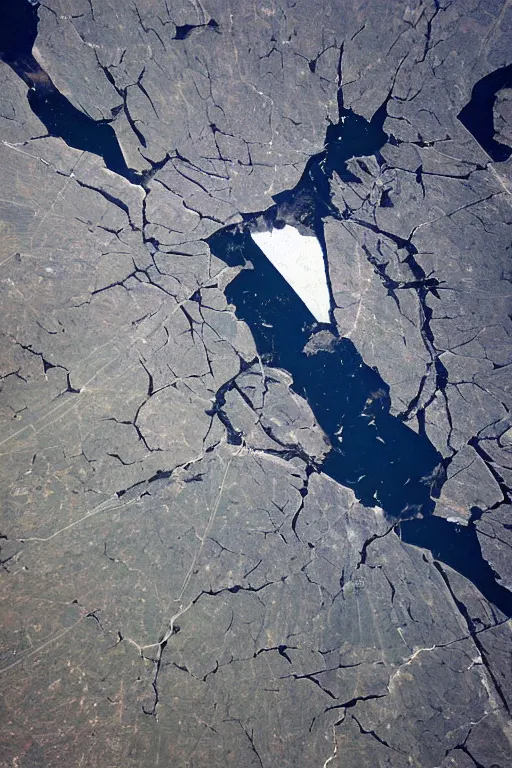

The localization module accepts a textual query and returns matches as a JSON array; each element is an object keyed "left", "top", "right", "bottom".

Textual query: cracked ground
[{"left": 0, "top": 1, "right": 512, "bottom": 766}]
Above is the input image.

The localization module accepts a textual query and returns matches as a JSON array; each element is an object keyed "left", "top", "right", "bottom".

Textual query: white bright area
[{"left": 251, "top": 226, "right": 331, "bottom": 324}]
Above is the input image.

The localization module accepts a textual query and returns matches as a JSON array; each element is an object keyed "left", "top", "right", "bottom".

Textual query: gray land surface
[{"left": 0, "top": 1, "right": 511, "bottom": 766}]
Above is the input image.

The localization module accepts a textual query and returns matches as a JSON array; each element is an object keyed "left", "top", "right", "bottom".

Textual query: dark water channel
[
  {"left": 209, "top": 227, "right": 512, "bottom": 617},
  {"left": 209, "top": 105, "right": 512, "bottom": 616},
  {"left": 211, "top": 229, "right": 443, "bottom": 518},
  {"left": 0, "top": 0, "right": 140, "bottom": 182}
]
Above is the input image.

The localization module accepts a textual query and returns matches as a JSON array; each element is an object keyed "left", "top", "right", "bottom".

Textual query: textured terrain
[{"left": 0, "top": 1, "right": 511, "bottom": 766}]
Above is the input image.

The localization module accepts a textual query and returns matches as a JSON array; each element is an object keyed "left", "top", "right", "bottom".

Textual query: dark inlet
[
  {"left": 209, "top": 101, "right": 512, "bottom": 616},
  {"left": 0, "top": 0, "right": 141, "bottom": 183},
  {"left": 458, "top": 63, "right": 512, "bottom": 162}
]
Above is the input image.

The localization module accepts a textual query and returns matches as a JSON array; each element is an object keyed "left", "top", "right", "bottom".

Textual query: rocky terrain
[{"left": 0, "top": 1, "right": 511, "bottom": 766}]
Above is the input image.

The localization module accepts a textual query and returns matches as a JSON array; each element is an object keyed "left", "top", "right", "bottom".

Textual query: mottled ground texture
[{"left": 1, "top": 1, "right": 512, "bottom": 767}]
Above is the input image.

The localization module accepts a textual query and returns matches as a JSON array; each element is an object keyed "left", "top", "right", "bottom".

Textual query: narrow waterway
[
  {"left": 0, "top": 0, "right": 139, "bottom": 182},
  {"left": 208, "top": 101, "right": 512, "bottom": 617}
]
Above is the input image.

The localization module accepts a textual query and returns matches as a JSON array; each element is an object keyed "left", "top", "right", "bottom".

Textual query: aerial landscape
[{"left": 0, "top": 0, "right": 511, "bottom": 766}]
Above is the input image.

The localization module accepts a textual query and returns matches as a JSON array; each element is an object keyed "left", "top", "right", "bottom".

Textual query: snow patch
[{"left": 251, "top": 225, "right": 331, "bottom": 323}]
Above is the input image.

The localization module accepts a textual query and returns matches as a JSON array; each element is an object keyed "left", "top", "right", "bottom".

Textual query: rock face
[{"left": 0, "top": 2, "right": 511, "bottom": 767}]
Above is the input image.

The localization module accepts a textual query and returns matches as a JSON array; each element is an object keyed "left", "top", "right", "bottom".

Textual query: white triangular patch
[{"left": 251, "top": 225, "right": 331, "bottom": 323}]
